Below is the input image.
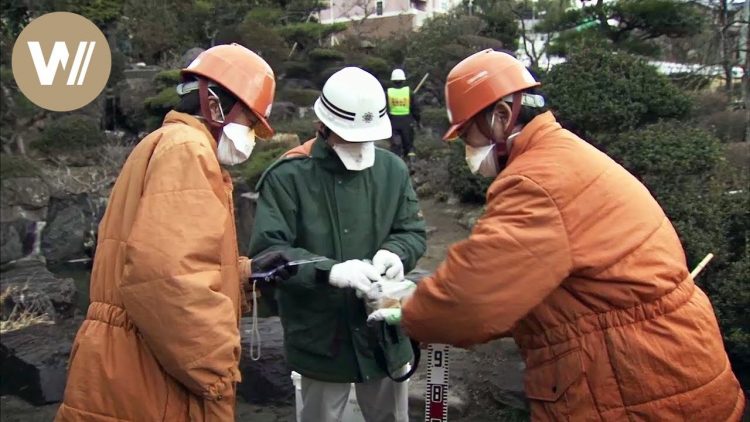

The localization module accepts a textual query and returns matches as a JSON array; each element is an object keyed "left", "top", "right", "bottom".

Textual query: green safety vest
[{"left": 387, "top": 87, "right": 411, "bottom": 116}]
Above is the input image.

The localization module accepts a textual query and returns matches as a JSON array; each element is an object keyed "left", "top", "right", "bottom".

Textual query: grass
[{"left": 0, "top": 285, "right": 55, "bottom": 333}]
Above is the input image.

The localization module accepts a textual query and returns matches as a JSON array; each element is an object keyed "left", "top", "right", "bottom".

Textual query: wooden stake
[
  {"left": 690, "top": 253, "right": 715, "bottom": 279},
  {"left": 413, "top": 72, "right": 430, "bottom": 94}
]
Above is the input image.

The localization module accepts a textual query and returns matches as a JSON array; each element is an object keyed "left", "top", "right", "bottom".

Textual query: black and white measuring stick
[{"left": 425, "top": 343, "right": 450, "bottom": 422}]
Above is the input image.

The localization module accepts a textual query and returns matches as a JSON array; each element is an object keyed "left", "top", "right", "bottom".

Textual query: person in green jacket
[{"left": 248, "top": 67, "right": 426, "bottom": 422}]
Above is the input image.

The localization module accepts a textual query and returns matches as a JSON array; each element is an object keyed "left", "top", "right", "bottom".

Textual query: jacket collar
[
  {"left": 163, "top": 111, "right": 233, "bottom": 187},
  {"left": 311, "top": 136, "right": 355, "bottom": 174},
  {"left": 507, "top": 111, "right": 561, "bottom": 165},
  {"left": 163, "top": 111, "right": 218, "bottom": 151}
]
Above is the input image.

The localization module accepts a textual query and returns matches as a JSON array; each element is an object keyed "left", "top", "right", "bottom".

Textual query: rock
[
  {"left": 0, "top": 220, "right": 29, "bottom": 264},
  {"left": 272, "top": 102, "right": 298, "bottom": 121},
  {"left": 416, "top": 182, "right": 435, "bottom": 197},
  {"left": 446, "top": 195, "right": 460, "bottom": 206},
  {"left": 298, "top": 107, "right": 312, "bottom": 119},
  {"left": 425, "top": 226, "right": 438, "bottom": 237},
  {"left": 41, "top": 166, "right": 114, "bottom": 197},
  {"left": 0, "top": 262, "right": 78, "bottom": 320},
  {"left": 42, "top": 194, "right": 104, "bottom": 264},
  {"left": 181, "top": 47, "right": 205, "bottom": 68},
  {"left": 0, "top": 317, "right": 81, "bottom": 405},
  {"left": 283, "top": 78, "right": 315, "bottom": 91},
  {"left": 458, "top": 208, "right": 484, "bottom": 231},
  {"left": 238, "top": 317, "right": 294, "bottom": 405},
  {"left": 235, "top": 187, "right": 258, "bottom": 257},
  {"left": 0, "top": 395, "right": 60, "bottom": 421},
  {"left": 0, "top": 177, "right": 50, "bottom": 211}
]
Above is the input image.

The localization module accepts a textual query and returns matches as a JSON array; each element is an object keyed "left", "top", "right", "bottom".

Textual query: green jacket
[{"left": 248, "top": 137, "right": 427, "bottom": 383}]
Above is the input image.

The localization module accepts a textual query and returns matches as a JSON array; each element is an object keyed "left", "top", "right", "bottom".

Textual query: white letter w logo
[{"left": 27, "top": 41, "right": 96, "bottom": 86}]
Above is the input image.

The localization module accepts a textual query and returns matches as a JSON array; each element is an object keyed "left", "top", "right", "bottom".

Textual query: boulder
[
  {"left": 271, "top": 102, "right": 298, "bottom": 121},
  {"left": 237, "top": 317, "right": 294, "bottom": 405},
  {"left": 458, "top": 208, "right": 484, "bottom": 231},
  {"left": 42, "top": 194, "right": 104, "bottom": 264},
  {"left": 0, "top": 177, "right": 50, "bottom": 209},
  {"left": 0, "top": 317, "right": 81, "bottom": 405},
  {"left": 0, "top": 220, "right": 30, "bottom": 264},
  {"left": 0, "top": 262, "right": 78, "bottom": 320},
  {"left": 180, "top": 47, "right": 205, "bottom": 68},
  {"left": 234, "top": 186, "right": 258, "bottom": 257}
]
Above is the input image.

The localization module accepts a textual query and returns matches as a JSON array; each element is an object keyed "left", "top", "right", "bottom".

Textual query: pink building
[{"left": 318, "top": 0, "right": 462, "bottom": 38}]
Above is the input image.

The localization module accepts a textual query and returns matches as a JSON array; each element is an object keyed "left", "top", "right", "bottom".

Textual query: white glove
[
  {"left": 367, "top": 308, "right": 402, "bottom": 325},
  {"left": 366, "top": 279, "right": 416, "bottom": 302},
  {"left": 372, "top": 249, "right": 404, "bottom": 281},
  {"left": 329, "top": 260, "right": 381, "bottom": 296}
]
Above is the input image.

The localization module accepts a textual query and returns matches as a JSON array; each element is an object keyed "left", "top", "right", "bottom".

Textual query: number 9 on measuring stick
[{"left": 425, "top": 344, "right": 450, "bottom": 422}]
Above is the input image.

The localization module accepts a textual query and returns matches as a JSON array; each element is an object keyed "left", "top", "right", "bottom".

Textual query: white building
[{"left": 317, "top": 0, "right": 463, "bottom": 38}]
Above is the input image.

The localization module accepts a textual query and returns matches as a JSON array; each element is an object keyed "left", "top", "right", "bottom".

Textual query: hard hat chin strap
[
  {"left": 198, "top": 78, "right": 245, "bottom": 141},
  {"left": 506, "top": 92, "right": 523, "bottom": 138}
]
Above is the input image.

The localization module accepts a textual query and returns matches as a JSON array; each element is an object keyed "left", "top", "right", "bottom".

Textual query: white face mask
[
  {"left": 465, "top": 143, "right": 499, "bottom": 178},
  {"left": 217, "top": 123, "right": 256, "bottom": 166},
  {"left": 332, "top": 141, "right": 375, "bottom": 171}
]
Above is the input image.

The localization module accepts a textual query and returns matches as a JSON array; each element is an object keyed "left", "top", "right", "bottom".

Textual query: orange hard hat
[
  {"left": 182, "top": 43, "right": 276, "bottom": 138},
  {"left": 443, "top": 49, "right": 540, "bottom": 140}
]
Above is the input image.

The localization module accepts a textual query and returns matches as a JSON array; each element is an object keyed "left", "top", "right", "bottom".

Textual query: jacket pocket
[
  {"left": 524, "top": 347, "right": 598, "bottom": 421},
  {"left": 525, "top": 348, "right": 584, "bottom": 401},
  {"left": 285, "top": 308, "right": 340, "bottom": 358}
]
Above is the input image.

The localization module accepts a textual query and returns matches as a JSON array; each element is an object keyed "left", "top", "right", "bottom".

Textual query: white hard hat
[
  {"left": 314, "top": 67, "right": 392, "bottom": 143},
  {"left": 391, "top": 68, "right": 406, "bottom": 81}
]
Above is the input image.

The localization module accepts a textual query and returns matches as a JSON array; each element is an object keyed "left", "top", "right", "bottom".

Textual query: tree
[
  {"left": 462, "top": 0, "right": 519, "bottom": 50},
  {"left": 404, "top": 10, "right": 514, "bottom": 106},
  {"left": 543, "top": 48, "right": 692, "bottom": 138},
  {"left": 538, "top": 0, "right": 705, "bottom": 57}
]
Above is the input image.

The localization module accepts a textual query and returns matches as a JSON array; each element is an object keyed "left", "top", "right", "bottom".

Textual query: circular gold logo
[{"left": 11, "top": 12, "right": 111, "bottom": 112}]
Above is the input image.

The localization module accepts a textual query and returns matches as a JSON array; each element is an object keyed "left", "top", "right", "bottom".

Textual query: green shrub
[
  {"left": 237, "top": 142, "right": 290, "bottom": 188},
  {"left": 446, "top": 140, "right": 491, "bottom": 203},
  {"left": 544, "top": 49, "right": 692, "bottom": 137},
  {"left": 413, "top": 130, "right": 449, "bottom": 161},
  {"left": 278, "top": 88, "right": 320, "bottom": 108},
  {"left": 309, "top": 48, "right": 346, "bottom": 62},
  {"left": 271, "top": 117, "right": 316, "bottom": 142},
  {"left": 607, "top": 122, "right": 723, "bottom": 178},
  {"left": 144, "top": 87, "right": 180, "bottom": 115},
  {"left": 360, "top": 56, "right": 390, "bottom": 81},
  {"left": 33, "top": 115, "right": 103, "bottom": 154},
  {"left": 284, "top": 61, "right": 311, "bottom": 79},
  {"left": 154, "top": 69, "right": 181, "bottom": 87},
  {"left": 0, "top": 154, "right": 41, "bottom": 178},
  {"left": 610, "top": 122, "right": 749, "bottom": 387},
  {"left": 277, "top": 22, "right": 347, "bottom": 52},
  {"left": 244, "top": 7, "right": 285, "bottom": 25},
  {"left": 699, "top": 110, "right": 746, "bottom": 143},
  {"left": 421, "top": 107, "right": 450, "bottom": 135}
]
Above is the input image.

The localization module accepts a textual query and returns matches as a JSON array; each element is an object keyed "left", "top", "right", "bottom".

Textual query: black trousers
[{"left": 389, "top": 115, "right": 414, "bottom": 158}]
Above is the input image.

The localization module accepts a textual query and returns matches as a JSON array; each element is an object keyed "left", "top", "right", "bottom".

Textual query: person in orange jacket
[
  {"left": 56, "top": 44, "right": 295, "bottom": 422},
  {"left": 367, "top": 49, "right": 746, "bottom": 420}
]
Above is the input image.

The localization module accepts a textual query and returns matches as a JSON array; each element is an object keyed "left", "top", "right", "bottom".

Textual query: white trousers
[{"left": 299, "top": 374, "right": 409, "bottom": 422}]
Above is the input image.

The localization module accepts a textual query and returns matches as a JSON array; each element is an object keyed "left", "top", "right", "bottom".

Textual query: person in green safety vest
[{"left": 387, "top": 68, "right": 421, "bottom": 164}]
